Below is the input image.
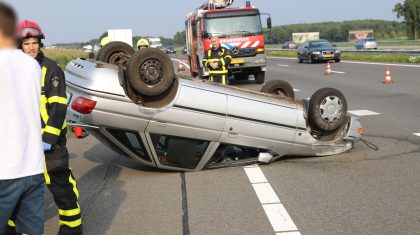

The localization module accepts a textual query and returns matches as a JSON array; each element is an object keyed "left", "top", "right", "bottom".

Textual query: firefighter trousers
[
  {"left": 209, "top": 74, "right": 228, "bottom": 85},
  {"left": 6, "top": 146, "right": 82, "bottom": 235}
]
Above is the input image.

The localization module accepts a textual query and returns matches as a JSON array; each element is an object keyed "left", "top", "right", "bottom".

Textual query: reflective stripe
[
  {"left": 44, "top": 125, "right": 61, "bottom": 136},
  {"left": 59, "top": 206, "right": 81, "bottom": 217},
  {"left": 210, "top": 76, "right": 214, "bottom": 82},
  {"left": 41, "top": 67, "right": 47, "bottom": 88},
  {"left": 8, "top": 220, "right": 16, "bottom": 227},
  {"left": 221, "top": 58, "right": 226, "bottom": 66},
  {"left": 207, "top": 58, "right": 220, "bottom": 62},
  {"left": 209, "top": 70, "right": 228, "bottom": 74},
  {"left": 48, "top": 96, "right": 67, "bottom": 105},
  {"left": 44, "top": 154, "right": 51, "bottom": 184},
  {"left": 59, "top": 218, "right": 82, "bottom": 228},
  {"left": 69, "top": 173, "right": 79, "bottom": 199},
  {"left": 225, "top": 55, "right": 232, "bottom": 59},
  {"left": 62, "top": 121, "right": 67, "bottom": 129},
  {"left": 222, "top": 75, "right": 226, "bottom": 85}
]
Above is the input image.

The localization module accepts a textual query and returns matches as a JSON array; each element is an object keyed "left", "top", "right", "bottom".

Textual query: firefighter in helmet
[
  {"left": 136, "top": 38, "right": 149, "bottom": 50},
  {"left": 202, "top": 37, "right": 232, "bottom": 85},
  {"left": 100, "top": 36, "right": 112, "bottom": 47},
  {"left": 9, "top": 20, "right": 83, "bottom": 235}
]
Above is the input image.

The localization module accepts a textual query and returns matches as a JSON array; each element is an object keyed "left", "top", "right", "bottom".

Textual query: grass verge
[
  {"left": 268, "top": 51, "right": 420, "bottom": 64},
  {"left": 43, "top": 49, "right": 89, "bottom": 69}
]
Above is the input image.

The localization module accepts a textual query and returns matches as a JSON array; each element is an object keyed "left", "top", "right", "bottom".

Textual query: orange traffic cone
[
  {"left": 74, "top": 126, "right": 83, "bottom": 138},
  {"left": 325, "top": 62, "right": 332, "bottom": 75},
  {"left": 177, "top": 57, "right": 185, "bottom": 72},
  {"left": 383, "top": 66, "right": 393, "bottom": 84}
]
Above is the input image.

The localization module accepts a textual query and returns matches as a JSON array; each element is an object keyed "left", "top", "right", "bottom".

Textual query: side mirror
[{"left": 267, "top": 17, "right": 272, "bottom": 29}]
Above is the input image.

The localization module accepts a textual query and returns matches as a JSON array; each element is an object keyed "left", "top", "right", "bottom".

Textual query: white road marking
[
  {"left": 413, "top": 133, "right": 420, "bottom": 137},
  {"left": 170, "top": 58, "right": 190, "bottom": 70},
  {"left": 244, "top": 165, "right": 300, "bottom": 235},
  {"left": 331, "top": 70, "right": 346, "bottom": 74},
  {"left": 267, "top": 56, "right": 420, "bottom": 68},
  {"left": 278, "top": 64, "right": 290, "bottom": 67},
  {"left": 347, "top": 110, "right": 381, "bottom": 116},
  {"left": 293, "top": 89, "right": 300, "bottom": 92}
]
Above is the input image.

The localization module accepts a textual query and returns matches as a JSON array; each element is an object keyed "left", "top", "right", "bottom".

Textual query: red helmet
[{"left": 16, "top": 20, "right": 45, "bottom": 40}]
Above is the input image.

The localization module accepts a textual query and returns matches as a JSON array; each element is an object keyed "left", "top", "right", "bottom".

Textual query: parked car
[
  {"left": 65, "top": 42, "right": 363, "bottom": 171},
  {"left": 282, "top": 41, "right": 298, "bottom": 49},
  {"left": 166, "top": 46, "right": 176, "bottom": 54},
  {"left": 355, "top": 37, "right": 378, "bottom": 50},
  {"left": 297, "top": 39, "right": 341, "bottom": 63}
]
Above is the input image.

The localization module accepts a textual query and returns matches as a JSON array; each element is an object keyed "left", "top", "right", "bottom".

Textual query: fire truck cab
[{"left": 186, "top": 0, "right": 271, "bottom": 84}]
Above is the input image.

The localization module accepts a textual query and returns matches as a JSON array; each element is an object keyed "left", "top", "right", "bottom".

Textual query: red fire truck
[{"left": 185, "top": 0, "right": 271, "bottom": 84}]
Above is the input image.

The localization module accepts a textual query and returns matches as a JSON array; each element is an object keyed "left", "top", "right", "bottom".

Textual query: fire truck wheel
[
  {"left": 96, "top": 41, "right": 135, "bottom": 66},
  {"left": 260, "top": 80, "right": 295, "bottom": 99},
  {"left": 308, "top": 88, "right": 347, "bottom": 132},
  {"left": 254, "top": 71, "right": 265, "bottom": 84},
  {"left": 126, "top": 48, "right": 175, "bottom": 97}
]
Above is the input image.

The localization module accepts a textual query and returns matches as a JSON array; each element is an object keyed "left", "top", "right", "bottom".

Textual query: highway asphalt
[{"left": 45, "top": 56, "right": 420, "bottom": 235}]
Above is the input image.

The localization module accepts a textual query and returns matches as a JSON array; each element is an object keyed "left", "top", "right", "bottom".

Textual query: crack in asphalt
[
  {"left": 181, "top": 172, "right": 190, "bottom": 235},
  {"left": 81, "top": 157, "right": 117, "bottom": 218}
]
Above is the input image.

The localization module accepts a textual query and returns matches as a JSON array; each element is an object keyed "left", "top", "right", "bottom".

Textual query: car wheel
[
  {"left": 126, "top": 48, "right": 175, "bottom": 97},
  {"left": 335, "top": 58, "right": 341, "bottom": 63},
  {"left": 254, "top": 71, "right": 265, "bottom": 84},
  {"left": 308, "top": 88, "right": 347, "bottom": 131},
  {"left": 96, "top": 41, "right": 135, "bottom": 66},
  {"left": 260, "top": 80, "right": 295, "bottom": 99},
  {"left": 297, "top": 54, "right": 303, "bottom": 63},
  {"left": 308, "top": 54, "right": 313, "bottom": 64}
]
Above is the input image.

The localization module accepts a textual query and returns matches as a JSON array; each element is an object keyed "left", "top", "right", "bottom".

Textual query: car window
[
  {"left": 205, "top": 143, "right": 262, "bottom": 168},
  {"left": 107, "top": 129, "right": 152, "bottom": 162},
  {"left": 150, "top": 134, "right": 209, "bottom": 169},
  {"left": 310, "top": 41, "right": 332, "bottom": 48}
]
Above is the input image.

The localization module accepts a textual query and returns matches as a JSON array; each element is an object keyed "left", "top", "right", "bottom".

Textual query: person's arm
[
  {"left": 43, "top": 65, "right": 67, "bottom": 146},
  {"left": 202, "top": 50, "right": 210, "bottom": 68}
]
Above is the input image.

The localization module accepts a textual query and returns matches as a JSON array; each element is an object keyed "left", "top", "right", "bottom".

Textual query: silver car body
[{"left": 65, "top": 58, "right": 362, "bottom": 171}]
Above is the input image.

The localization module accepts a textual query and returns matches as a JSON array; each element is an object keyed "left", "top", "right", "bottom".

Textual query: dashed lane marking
[
  {"left": 278, "top": 64, "right": 290, "bottom": 67},
  {"left": 347, "top": 110, "right": 381, "bottom": 116},
  {"left": 331, "top": 70, "right": 346, "bottom": 74},
  {"left": 244, "top": 165, "right": 301, "bottom": 235},
  {"left": 413, "top": 133, "right": 420, "bottom": 137},
  {"left": 293, "top": 89, "right": 300, "bottom": 92}
]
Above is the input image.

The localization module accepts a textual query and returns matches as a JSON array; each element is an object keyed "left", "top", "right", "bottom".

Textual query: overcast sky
[{"left": 5, "top": 0, "right": 403, "bottom": 44}]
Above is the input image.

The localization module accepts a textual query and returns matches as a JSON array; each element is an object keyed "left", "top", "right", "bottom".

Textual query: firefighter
[
  {"left": 100, "top": 36, "right": 112, "bottom": 47},
  {"left": 136, "top": 38, "right": 149, "bottom": 50},
  {"left": 202, "top": 37, "right": 232, "bottom": 85},
  {"left": 10, "top": 20, "right": 83, "bottom": 235}
]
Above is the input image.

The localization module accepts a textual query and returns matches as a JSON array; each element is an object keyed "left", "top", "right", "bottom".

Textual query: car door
[
  {"left": 145, "top": 83, "right": 227, "bottom": 171},
  {"left": 218, "top": 94, "right": 298, "bottom": 157}
]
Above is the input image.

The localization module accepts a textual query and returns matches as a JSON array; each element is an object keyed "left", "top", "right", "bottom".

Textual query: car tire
[
  {"left": 96, "top": 41, "right": 135, "bottom": 66},
  {"left": 126, "top": 48, "right": 175, "bottom": 97},
  {"left": 260, "top": 80, "right": 295, "bottom": 99},
  {"left": 308, "top": 88, "right": 347, "bottom": 131},
  {"left": 308, "top": 54, "right": 313, "bottom": 64},
  {"left": 297, "top": 54, "right": 303, "bottom": 63},
  {"left": 335, "top": 58, "right": 341, "bottom": 63},
  {"left": 254, "top": 71, "right": 265, "bottom": 84}
]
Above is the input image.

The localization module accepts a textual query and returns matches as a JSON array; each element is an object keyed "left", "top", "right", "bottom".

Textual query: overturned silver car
[{"left": 65, "top": 42, "right": 363, "bottom": 171}]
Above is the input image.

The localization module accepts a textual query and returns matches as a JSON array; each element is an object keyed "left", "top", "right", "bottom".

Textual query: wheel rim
[
  {"left": 319, "top": 96, "right": 342, "bottom": 123},
  {"left": 109, "top": 52, "right": 130, "bottom": 65},
  {"left": 138, "top": 58, "right": 164, "bottom": 86}
]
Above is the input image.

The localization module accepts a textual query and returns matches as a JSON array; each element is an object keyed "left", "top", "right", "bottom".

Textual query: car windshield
[
  {"left": 204, "top": 14, "right": 262, "bottom": 37},
  {"left": 309, "top": 41, "right": 333, "bottom": 48},
  {"left": 366, "top": 38, "right": 375, "bottom": 42}
]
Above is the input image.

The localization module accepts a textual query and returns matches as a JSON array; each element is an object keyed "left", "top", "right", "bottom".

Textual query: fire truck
[{"left": 185, "top": 0, "right": 271, "bottom": 84}]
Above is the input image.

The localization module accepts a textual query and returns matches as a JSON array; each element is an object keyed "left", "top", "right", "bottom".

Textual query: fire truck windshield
[{"left": 204, "top": 14, "right": 262, "bottom": 38}]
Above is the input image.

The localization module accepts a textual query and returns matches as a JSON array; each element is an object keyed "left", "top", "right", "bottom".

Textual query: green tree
[
  {"left": 393, "top": 0, "right": 420, "bottom": 40},
  {"left": 173, "top": 31, "right": 186, "bottom": 46}
]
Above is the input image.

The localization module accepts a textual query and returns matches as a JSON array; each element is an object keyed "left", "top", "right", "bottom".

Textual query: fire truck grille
[{"left": 229, "top": 48, "right": 257, "bottom": 58}]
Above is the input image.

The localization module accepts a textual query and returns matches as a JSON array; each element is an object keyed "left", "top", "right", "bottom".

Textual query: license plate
[
  {"left": 323, "top": 55, "right": 333, "bottom": 58},
  {"left": 231, "top": 59, "right": 244, "bottom": 64},
  {"left": 66, "top": 91, "right": 72, "bottom": 105}
]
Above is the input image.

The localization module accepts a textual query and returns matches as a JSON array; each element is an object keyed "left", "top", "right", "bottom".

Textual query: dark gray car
[{"left": 297, "top": 39, "right": 341, "bottom": 63}]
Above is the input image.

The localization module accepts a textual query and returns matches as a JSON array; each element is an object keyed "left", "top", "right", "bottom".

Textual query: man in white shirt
[{"left": 0, "top": 2, "right": 45, "bottom": 235}]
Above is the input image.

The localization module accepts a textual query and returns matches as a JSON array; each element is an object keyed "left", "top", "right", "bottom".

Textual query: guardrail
[{"left": 266, "top": 48, "right": 420, "bottom": 54}]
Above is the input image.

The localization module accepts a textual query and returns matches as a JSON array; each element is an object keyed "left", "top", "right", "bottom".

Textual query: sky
[{"left": 5, "top": 0, "right": 404, "bottom": 44}]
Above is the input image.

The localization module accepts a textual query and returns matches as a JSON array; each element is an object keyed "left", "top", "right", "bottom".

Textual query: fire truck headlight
[{"left": 256, "top": 47, "right": 265, "bottom": 53}]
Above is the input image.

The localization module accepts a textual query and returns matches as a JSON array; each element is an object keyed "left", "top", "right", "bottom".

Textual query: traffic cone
[
  {"left": 177, "top": 57, "right": 185, "bottom": 72},
  {"left": 325, "top": 62, "right": 332, "bottom": 75},
  {"left": 383, "top": 66, "right": 393, "bottom": 84},
  {"left": 74, "top": 126, "right": 83, "bottom": 138}
]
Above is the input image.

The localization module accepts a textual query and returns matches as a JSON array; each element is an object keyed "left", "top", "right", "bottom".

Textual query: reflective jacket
[
  {"left": 36, "top": 51, "right": 67, "bottom": 146},
  {"left": 202, "top": 47, "right": 232, "bottom": 75}
]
